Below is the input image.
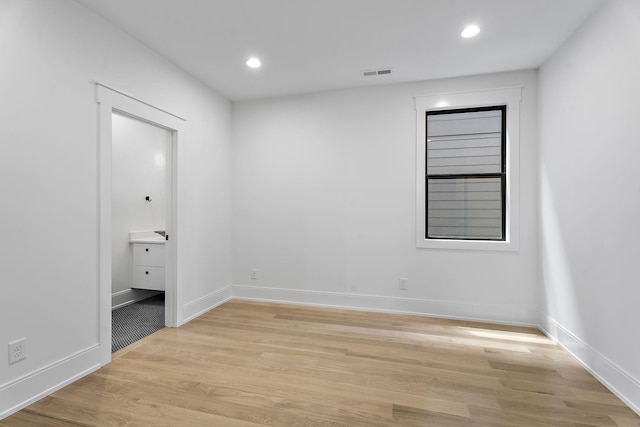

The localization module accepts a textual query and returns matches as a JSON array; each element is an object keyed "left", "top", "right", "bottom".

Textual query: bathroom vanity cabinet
[
  {"left": 129, "top": 231, "right": 166, "bottom": 291},
  {"left": 132, "top": 243, "right": 165, "bottom": 291}
]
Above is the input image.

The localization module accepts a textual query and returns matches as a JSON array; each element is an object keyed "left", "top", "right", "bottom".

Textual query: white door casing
[{"left": 95, "top": 83, "right": 185, "bottom": 365}]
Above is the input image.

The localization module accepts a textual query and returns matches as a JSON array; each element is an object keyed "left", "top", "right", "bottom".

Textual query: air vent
[{"left": 361, "top": 68, "right": 393, "bottom": 77}]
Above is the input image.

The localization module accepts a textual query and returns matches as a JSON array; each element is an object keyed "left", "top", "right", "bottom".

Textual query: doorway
[
  {"left": 111, "top": 112, "right": 169, "bottom": 352},
  {"left": 96, "top": 83, "right": 185, "bottom": 365}
]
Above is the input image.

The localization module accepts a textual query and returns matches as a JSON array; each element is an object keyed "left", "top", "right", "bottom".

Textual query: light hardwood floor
[{"left": 3, "top": 301, "right": 639, "bottom": 426}]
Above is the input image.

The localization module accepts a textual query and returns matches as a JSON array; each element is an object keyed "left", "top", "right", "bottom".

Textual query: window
[
  {"left": 415, "top": 87, "right": 521, "bottom": 251},
  {"left": 426, "top": 106, "right": 506, "bottom": 241}
]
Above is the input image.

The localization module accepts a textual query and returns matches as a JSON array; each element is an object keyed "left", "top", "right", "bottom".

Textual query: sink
[{"left": 129, "top": 230, "right": 166, "bottom": 244}]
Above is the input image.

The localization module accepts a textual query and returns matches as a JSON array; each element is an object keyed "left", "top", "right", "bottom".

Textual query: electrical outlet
[
  {"left": 250, "top": 268, "right": 258, "bottom": 280},
  {"left": 8, "top": 338, "right": 26, "bottom": 365},
  {"left": 399, "top": 278, "right": 408, "bottom": 291}
]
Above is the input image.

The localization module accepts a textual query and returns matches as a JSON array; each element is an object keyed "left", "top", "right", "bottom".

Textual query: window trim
[{"left": 415, "top": 87, "right": 522, "bottom": 251}]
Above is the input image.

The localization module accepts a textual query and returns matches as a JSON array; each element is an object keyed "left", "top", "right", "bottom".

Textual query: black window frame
[{"left": 425, "top": 105, "right": 507, "bottom": 241}]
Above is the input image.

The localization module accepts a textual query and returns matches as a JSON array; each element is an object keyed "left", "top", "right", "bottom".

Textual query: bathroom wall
[{"left": 111, "top": 112, "right": 168, "bottom": 307}]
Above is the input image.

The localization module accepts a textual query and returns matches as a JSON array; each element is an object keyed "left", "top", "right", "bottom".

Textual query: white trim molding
[
  {"left": 111, "top": 288, "right": 162, "bottom": 310},
  {"left": 4, "top": 293, "right": 638, "bottom": 419},
  {"left": 95, "top": 83, "right": 186, "bottom": 366},
  {"left": 540, "top": 315, "right": 640, "bottom": 416},
  {"left": 232, "top": 285, "right": 538, "bottom": 327},
  {"left": 0, "top": 345, "right": 100, "bottom": 420},
  {"left": 182, "top": 287, "right": 233, "bottom": 324},
  {"left": 415, "top": 86, "right": 522, "bottom": 251}
]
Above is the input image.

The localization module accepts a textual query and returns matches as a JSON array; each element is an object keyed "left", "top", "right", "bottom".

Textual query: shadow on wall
[{"left": 538, "top": 162, "right": 588, "bottom": 357}]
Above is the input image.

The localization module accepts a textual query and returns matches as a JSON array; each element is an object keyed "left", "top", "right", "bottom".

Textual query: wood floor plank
[{"left": 2, "top": 300, "right": 638, "bottom": 426}]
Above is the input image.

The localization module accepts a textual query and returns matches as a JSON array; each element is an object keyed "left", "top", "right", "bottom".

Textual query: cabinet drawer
[
  {"left": 133, "top": 244, "right": 165, "bottom": 267},
  {"left": 133, "top": 266, "right": 165, "bottom": 291}
]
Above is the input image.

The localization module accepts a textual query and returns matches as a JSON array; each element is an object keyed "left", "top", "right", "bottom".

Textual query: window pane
[
  {"left": 427, "top": 177, "right": 503, "bottom": 240},
  {"left": 427, "top": 110, "right": 502, "bottom": 137},
  {"left": 427, "top": 110, "right": 503, "bottom": 175}
]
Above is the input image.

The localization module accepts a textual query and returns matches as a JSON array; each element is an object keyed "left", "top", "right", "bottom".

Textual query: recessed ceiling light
[
  {"left": 246, "top": 57, "right": 261, "bottom": 68},
  {"left": 461, "top": 25, "right": 480, "bottom": 38}
]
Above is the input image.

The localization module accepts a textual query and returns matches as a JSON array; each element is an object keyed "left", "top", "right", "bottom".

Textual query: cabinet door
[
  {"left": 133, "top": 244, "right": 165, "bottom": 267},
  {"left": 133, "top": 266, "right": 165, "bottom": 291}
]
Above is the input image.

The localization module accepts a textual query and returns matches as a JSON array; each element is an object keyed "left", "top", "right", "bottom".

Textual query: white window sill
[{"left": 416, "top": 237, "right": 519, "bottom": 252}]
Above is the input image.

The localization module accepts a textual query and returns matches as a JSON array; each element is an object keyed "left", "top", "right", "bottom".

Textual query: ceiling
[{"left": 74, "top": 0, "right": 604, "bottom": 101}]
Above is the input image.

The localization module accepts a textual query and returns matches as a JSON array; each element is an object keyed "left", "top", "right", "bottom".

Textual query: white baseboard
[
  {"left": 539, "top": 315, "right": 640, "bottom": 416},
  {"left": 5, "top": 289, "right": 637, "bottom": 421},
  {"left": 0, "top": 344, "right": 101, "bottom": 420},
  {"left": 182, "top": 286, "right": 232, "bottom": 324},
  {"left": 231, "top": 285, "right": 538, "bottom": 327},
  {"left": 111, "top": 288, "right": 161, "bottom": 310},
  {"left": 0, "top": 286, "right": 232, "bottom": 421}
]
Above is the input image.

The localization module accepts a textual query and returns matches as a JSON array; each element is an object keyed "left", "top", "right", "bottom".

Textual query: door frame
[{"left": 96, "top": 84, "right": 185, "bottom": 365}]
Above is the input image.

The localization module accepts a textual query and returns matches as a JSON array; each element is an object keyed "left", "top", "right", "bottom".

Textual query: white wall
[
  {"left": 539, "top": 0, "right": 640, "bottom": 412},
  {"left": 232, "top": 70, "right": 539, "bottom": 325},
  {"left": 111, "top": 113, "right": 167, "bottom": 301},
  {"left": 0, "top": 0, "right": 232, "bottom": 417},
  {"left": 5, "top": 0, "right": 636, "bottom": 419}
]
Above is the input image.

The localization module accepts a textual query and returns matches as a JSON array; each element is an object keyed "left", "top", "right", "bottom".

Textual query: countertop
[{"left": 129, "top": 230, "right": 166, "bottom": 245}]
